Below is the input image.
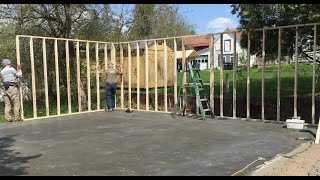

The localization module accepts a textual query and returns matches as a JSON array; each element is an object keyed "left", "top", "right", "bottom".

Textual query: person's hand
[{"left": 17, "top": 65, "right": 22, "bottom": 70}]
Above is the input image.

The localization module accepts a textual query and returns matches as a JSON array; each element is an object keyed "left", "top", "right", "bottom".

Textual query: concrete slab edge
[{"left": 250, "top": 141, "right": 312, "bottom": 176}]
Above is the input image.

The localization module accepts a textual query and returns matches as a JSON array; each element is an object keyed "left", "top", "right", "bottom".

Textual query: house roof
[
  {"left": 213, "top": 27, "right": 242, "bottom": 43},
  {"left": 129, "top": 40, "right": 155, "bottom": 50},
  {"left": 175, "top": 50, "right": 200, "bottom": 59},
  {"left": 197, "top": 47, "right": 210, "bottom": 55},
  {"left": 228, "top": 28, "right": 242, "bottom": 38},
  {"left": 192, "top": 43, "right": 210, "bottom": 47},
  {"left": 182, "top": 34, "right": 212, "bottom": 46}
]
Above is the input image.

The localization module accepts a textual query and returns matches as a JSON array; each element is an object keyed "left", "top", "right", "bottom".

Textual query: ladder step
[
  {"left": 198, "top": 88, "right": 205, "bottom": 91},
  {"left": 203, "top": 109, "right": 211, "bottom": 112},
  {"left": 185, "top": 82, "right": 200, "bottom": 85},
  {"left": 200, "top": 98, "right": 207, "bottom": 101},
  {"left": 180, "top": 85, "right": 193, "bottom": 88}
]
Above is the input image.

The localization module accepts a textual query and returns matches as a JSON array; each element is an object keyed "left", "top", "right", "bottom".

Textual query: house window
[{"left": 224, "top": 39, "right": 231, "bottom": 52}]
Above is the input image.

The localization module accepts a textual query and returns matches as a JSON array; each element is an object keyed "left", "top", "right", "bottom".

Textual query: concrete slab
[{"left": 0, "top": 111, "right": 314, "bottom": 176}]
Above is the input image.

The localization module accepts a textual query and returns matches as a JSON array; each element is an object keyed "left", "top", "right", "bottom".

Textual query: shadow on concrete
[
  {"left": 0, "top": 135, "right": 42, "bottom": 176},
  {"left": 300, "top": 128, "right": 317, "bottom": 139}
]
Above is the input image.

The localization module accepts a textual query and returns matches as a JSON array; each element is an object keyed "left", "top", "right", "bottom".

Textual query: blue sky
[
  {"left": 178, "top": 4, "right": 239, "bottom": 34},
  {"left": 110, "top": 4, "right": 239, "bottom": 35}
]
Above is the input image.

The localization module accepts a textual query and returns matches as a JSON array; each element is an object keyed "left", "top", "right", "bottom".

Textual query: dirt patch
[{"left": 260, "top": 143, "right": 320, "bottom": 176}]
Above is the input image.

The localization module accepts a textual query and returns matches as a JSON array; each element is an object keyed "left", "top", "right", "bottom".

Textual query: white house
[
  {"left": 193, "top": 48, "right": 210, "bottom": 70},
  {"left": 191, "top": 28, "right": 255, "bottom": 70},
  {"left": 175, "top": 50, "right": 200, "bottom": 71}
]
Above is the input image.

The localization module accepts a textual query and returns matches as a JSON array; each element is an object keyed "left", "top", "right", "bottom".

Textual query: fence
[{"left": 15, "top": 23, "right": 320, "bottom": 131}]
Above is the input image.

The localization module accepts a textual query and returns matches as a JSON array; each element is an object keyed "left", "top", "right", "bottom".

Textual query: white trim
[{"left": 224, "top": 39, "right": 231, "bottom": 52}]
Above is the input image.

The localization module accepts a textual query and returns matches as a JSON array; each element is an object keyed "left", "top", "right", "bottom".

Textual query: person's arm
[
  {"left": 118, "top": 64, "right": 124, "bottom": 75},
  {"left": 13, "top": 65, "right": 22, "bottom": 78},
  {"left": 103, "top": 70, "right": 107, "bottom": 81}
]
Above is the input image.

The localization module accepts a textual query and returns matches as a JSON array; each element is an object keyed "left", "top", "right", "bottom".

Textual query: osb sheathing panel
[{"left": 119, "top": 43, "right": 175, "bottom": 88}]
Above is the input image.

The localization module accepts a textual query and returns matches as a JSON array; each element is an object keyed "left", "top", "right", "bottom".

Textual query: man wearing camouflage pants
[{"left": 1, "top": 59, "right": 22, "bottom": 124}]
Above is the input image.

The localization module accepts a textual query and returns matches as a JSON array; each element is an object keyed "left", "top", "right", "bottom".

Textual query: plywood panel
[{"left": 120, "top": 43, "right": 174, "bottom": 88}]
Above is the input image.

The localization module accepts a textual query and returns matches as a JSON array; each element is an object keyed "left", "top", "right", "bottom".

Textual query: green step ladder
[{"left": 171, "top": 59, "right": 214, "bottom": 120}]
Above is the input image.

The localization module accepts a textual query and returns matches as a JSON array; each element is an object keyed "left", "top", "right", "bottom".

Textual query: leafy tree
[
  {"left": 231, "top": 4, "right": 320, "bottom": 61},
  {"left": 129, "top": 4, "right": 155, "bottom": 40},
  {"left": 0, "top": 4, "right": 112, "bottom": 104},
  {"left": 0, "top": 4, "right": 196, "bottom": 107},
  {"left": 128, "top": 4, "right": 195, "bottom": 41}
]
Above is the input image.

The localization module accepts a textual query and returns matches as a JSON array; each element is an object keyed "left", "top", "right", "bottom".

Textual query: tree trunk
[{"left": 80, "top": 80, "right": 87, "bottom": 108}]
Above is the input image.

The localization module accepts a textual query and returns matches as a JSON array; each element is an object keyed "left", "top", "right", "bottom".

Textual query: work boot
[
  {"left": 125, "top": 109, "right": 134, "bottom": 113},
  {"left": 6, "top": 119, "right": 12, "bottom": 124},
  {"left": 13, "top": 118, "right": 23, "bottom": 123}
]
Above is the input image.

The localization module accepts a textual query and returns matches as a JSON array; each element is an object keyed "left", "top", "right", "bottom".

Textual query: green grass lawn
[
  {"left": 0, "top": 116, "right": 5, "bottom": 123},
  {"left": 177, "top": 64, "right": 319, "bottom": 98}
]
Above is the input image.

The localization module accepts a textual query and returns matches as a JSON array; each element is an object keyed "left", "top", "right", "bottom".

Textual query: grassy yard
[
  {"left": 0, "top": 116, "right": 5, "bottom": 123},
  {"left": 177, "top": 64, "right": 319, "bottom": 98}
]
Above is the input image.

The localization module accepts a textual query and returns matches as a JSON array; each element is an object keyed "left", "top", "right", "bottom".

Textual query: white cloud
[
  {"left": 207, "top": 17, "right": 237, "bottom": 33},
  {"left": 112, "top": 14, "right": 120, "bottom": 20},
  {"left": 121, "top": 25, "right": 128, "bottom": 34}
]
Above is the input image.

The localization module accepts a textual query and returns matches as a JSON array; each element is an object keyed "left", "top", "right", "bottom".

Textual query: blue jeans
[{"left": 106, "top": 83, "right": 117, "bottom": 109}]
